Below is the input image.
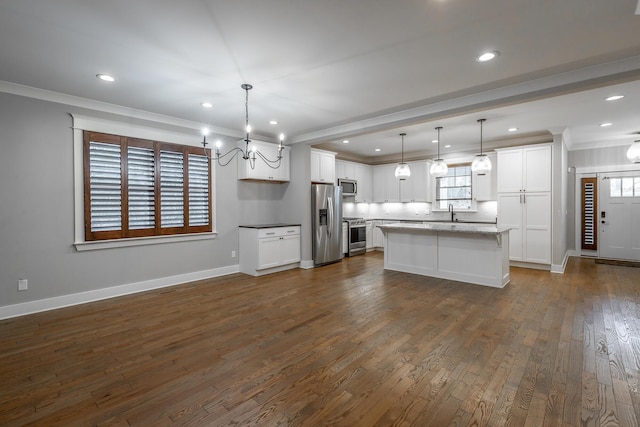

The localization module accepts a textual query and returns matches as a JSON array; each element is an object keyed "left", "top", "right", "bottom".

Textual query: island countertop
[
  {"left": 239, "top": 223, "right": 301, "bottom": 229},
  {"left": 377, "top": 222, "right": 511, "bottom": 235}
]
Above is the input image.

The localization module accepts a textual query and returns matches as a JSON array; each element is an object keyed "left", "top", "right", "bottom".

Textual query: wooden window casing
[{"left": 83, "top": 131, "right": 212, "bottom": 241}]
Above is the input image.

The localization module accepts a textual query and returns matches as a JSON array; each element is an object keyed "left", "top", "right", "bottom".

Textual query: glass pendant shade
[
  {"left": 627, "top": 140, "right": 640, "bottom": 163},
  {"left": 430, "top": 159, "right": 448, "bottom": 178},
  {"left": 395, "top": 162, "right": 411, "bottom": 179},
  {"left": 471, "top": 154, "right": 492, "bottom": 173},
  {"left": 395, "top": 132, "right": 410, "bottom": 180}
]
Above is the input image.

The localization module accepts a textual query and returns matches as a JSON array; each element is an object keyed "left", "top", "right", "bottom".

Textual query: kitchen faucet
[{"left": 448, "top": 204, "right": 456, "bottom": 222}]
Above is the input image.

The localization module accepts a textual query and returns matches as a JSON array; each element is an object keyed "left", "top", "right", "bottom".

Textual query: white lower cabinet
[
  {"left": 366, "top": 221, "right": 373, "bottom": 250},
  {"left": 239, "top": 226, "right": 301, "bottom": 276},
  {"left": 498, "top": 192, "right": 551, "bottom": 264},
  {"left": 342, "top": 221, "right": 348, "bottom": 255}
]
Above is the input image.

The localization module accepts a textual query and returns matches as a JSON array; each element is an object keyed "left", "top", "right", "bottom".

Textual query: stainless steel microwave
[{"left": 338, "top": 178, "right": 357, "bottom": 196}]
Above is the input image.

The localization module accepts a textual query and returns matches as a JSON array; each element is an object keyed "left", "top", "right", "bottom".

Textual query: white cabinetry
[
  {"left": 472, "top": 152, "right": 496, "bottom": 201},
  {"left": 336, "top": 160, "right": 373, "bottom": 203},
  {"left": 366, "top": 220, "right": 373, "bottom": 250},
  {"left": 372, "top": 220, "right": 384, "bottom": 248},
  {"left": 497, "top": 144, "right": 552, "bottom": 265},
  {"left": 400, "top": 160, "right": 433, "bottom": 202},
  {"left": 237, "top": 140, "right": 290, "bottom": 182},
  {"left": 239, "top": 226, "right": 301, "bottom": 276},
  {"left": 342, "top": 221, "right": 348, "bottom": 255},
  {"left": 310, "top": 149, "right": 335, "bottom": 183},
  {"left": 373, "top": 165, "right": 400, "bottom": 202}
]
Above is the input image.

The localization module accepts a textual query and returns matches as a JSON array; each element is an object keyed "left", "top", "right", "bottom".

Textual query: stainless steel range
[{"left": 344, "top": 217, "right": 366, "bottom": 256}]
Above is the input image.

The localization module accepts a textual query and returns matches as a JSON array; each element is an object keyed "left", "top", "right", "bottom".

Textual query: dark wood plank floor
[{"left": 1, "top": 253, "right": 640, "bottom": 426}]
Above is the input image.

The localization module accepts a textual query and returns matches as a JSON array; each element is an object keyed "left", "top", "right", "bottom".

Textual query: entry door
[{"left": 599, "top": 172, "right": 640, "bottom": 261}]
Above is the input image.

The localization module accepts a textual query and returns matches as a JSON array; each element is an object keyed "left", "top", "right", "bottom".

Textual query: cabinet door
[
  {"left": 498, "top": 193, "right": 523, "bottom": 261},
  {"left": 523, "top": 192, "right": 551, "bottom": 263},
  {"left": 366, "top": 222, "right": 373, "bottom": 249},
  {"left": 496, "top": 149, "right": 523, "bottom": 193},
  {"left": 523, "top": 146, "right": 551, "bottom": 192},
  {"left": 354, "top": 164, "right": 372, "bottom": 203},
  {"left": 310, "top": 150, "right": 322, "bottom": 182},
  {"left": 372, "top": 167, "right": 387, "bottom": 202},
  {"left": 311, "top": 150, "right": 335, "bottom": 183},
  {"left": 280, "top": 235, "right": 301, "bottom": 265},
  {"left": 258, "top": 237, "right": 283, "bottom": 269},
  {"left": 372, "top": 221, "right": 384, "bottom": 247},
  {"left": 342, "top": 222, "right": 348, "bottom": 254}
]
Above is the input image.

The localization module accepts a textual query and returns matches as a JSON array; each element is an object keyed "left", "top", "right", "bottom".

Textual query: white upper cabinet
[
  {"left": 496, "top": 145, "right": 551, "bottom": 193},
  {"left": 400, "top": 160, "right": 432, "bottom": 202},
  {"left": 336, "top": 160, "right": 373, "bottom": 203},
  {"left": 310, "top": 149, "right": 336, "bottom": 183},
  {"left": 373, "top": 164, "right": 400, "bottom": 203},
  {"left": 237, "top": 139, "right": 290, "bottom": 182}
]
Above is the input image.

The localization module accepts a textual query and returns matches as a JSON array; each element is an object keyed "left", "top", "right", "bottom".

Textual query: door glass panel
[
  {"left": 622, "top": 177, "right": 634, "bottom": 197},
  {"left": 610, "top": 178, "right": 621, "bottom": 197}
]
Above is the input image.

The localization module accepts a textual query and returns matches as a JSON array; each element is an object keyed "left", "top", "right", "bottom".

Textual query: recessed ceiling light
[
  {"left": 600, "top": 122, "right": 613, "bottom": 127},
  {"left": 269, "top": 120, "right": 279, "bottom": 125},
  {"left": 201, "top": 102, "right": 213, "bottom": 108},
  {"left": 342, "top": 140, "right": 350, "bottom": 144},
  {"left": 96, "top": 73, "right": 115, "bottom": 82},
  {"left": 374, "top": 148, "right": 381, "bottom": 152},
  {"left": 432, "top": 139, "right": 439, "bottom": 144},
  {"left": 508, "top": 127, "right": 518, "bottom": 132},
  {"left": 444, "top": 145, "right": 451, "bottom": 148},
  {"left": 605, "top": 95, "right": 624, "bottom": 101},
  {"left": 476, "top": 51, "right": 498, "bottom": 62}
]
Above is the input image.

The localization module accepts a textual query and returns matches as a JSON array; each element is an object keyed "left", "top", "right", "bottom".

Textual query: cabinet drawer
[{"left": 258, "top": 226, "right": 300, "bottom": 239}]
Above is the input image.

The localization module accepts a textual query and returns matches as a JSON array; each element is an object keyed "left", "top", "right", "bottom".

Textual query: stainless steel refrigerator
[{"left": 312, "top": 184, "right": 343, "bottom": 266}]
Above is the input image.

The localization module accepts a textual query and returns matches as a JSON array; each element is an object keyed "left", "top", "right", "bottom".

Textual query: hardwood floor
[{"left": 1, "top": 253, "right": 640, "bottom": 426}]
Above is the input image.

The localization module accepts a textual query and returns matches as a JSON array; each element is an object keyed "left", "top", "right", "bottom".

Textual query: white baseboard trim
[
  {"left": 551, "top": 252, "right": 570, "bottom": 274},
  {"left": 0, "top": 264, "right": 239, "bottom": 320},
  {"left": 299, "top": 259, "right": 314, "bottom": 269}
]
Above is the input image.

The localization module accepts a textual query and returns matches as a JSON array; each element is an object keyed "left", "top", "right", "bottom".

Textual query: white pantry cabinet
[
  {"left": 496, "top": 144, "right": 552, "bottom": 265},
  {"left": 237, "top": 140, "right": 290, "bottom": 182},
  {"left": 239, "top": 225, "right": 301, "bottom": 276},
  {"left": 310, "top": 149, "right": 336, "bottom": 184}
]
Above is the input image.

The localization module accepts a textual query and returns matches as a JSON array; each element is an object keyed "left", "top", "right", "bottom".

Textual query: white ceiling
[{"left": 1, "top": 0, "right": 639, "bottom": 163}]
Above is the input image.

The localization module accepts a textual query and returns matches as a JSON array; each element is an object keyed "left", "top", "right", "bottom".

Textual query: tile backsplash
[{"left": 343, "top": 201, "right": 498, "bottom": 222}]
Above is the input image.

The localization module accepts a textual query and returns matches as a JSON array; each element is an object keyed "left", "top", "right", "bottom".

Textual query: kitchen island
[{"left": 377, "top": 222, "right": 511, "bottom": 288}]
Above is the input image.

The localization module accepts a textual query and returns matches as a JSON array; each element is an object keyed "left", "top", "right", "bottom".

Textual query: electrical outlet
[
  {"left": 231, "top": 250, "right": 236, "bottom": 258},
  {"left": 18, "top": 279, "right": 28, "bottom": 291}
]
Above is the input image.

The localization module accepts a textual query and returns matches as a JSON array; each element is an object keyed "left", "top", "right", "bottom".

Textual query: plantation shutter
[
  {"left": 127, "top": 145, "right": 155, "bottom": 231},
  {"left": 88, "top": 141, "right": 122, "bottom": 232},
  {"left": 160, "top": 150, "right": 184, "bottom": 228},
  {"left": 188, "top": 153, "right": 210, "bottom": 227},
  {"left": 581, "top": 177, "right": 597, "bottom": 250}
]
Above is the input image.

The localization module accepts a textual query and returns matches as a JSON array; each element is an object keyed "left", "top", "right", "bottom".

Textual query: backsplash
[{"left": 343, "top": 201, "right": 498, "bottom": 222}]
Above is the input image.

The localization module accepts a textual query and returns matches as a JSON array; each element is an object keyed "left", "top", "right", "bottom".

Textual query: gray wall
[{"left": 0, "top": 92, "right": 293, "bottom": 309}]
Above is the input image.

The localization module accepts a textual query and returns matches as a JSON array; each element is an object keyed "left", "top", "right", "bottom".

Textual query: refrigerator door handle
[{"left": 327, "top": 196, "right": 333, "bottom": 238}]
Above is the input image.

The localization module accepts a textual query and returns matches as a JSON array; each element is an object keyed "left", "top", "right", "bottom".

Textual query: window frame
[
  {"left": 83, "top": 131, "right": 212, "bottom": 242},
  {"left": 434, "top": 162, "right": 473, "bottom": 211}
]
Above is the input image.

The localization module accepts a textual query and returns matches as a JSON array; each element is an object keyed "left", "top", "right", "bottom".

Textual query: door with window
[{"left": 599, "top": 172, "right": 640, "bottom": 261}]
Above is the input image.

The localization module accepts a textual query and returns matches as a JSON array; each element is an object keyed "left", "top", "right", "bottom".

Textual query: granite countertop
[
  {"left": 239, "top": 223, "right": 301, "bottom": 229},
  {"left": 377, "top": 222, "right": 510, "bottom": 235},
  {"left": 368, "top": 218, "right": 497, "bottom": 224}
]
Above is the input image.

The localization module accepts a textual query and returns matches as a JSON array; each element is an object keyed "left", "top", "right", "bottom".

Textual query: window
[
  {"left": 435, "top": 163, "right": 472, "bottom": 210},
  {"left": 84, "top": 131, "right": 211, "bottom": 241},
  {"left": 609, "top": 176, "right": 640, "bottom": 198}
]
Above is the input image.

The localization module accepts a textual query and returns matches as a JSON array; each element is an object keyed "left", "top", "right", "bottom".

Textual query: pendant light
[
  {"left": 627, "top": 140, "right": 640, "bottom": 163},
  {"left": 430, "top": 126, "right": 448, "bottom": 178},
  {"left": 395, "top": 132, "right": 411, "bottom": 180},
  {"left": 471, "top": 118, "right": 492, "bottom": 174}
]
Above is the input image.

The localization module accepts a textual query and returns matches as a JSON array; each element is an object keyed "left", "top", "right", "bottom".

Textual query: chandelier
[{"left": 202, "top": 84, "right": 284, "bottom": 168}]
